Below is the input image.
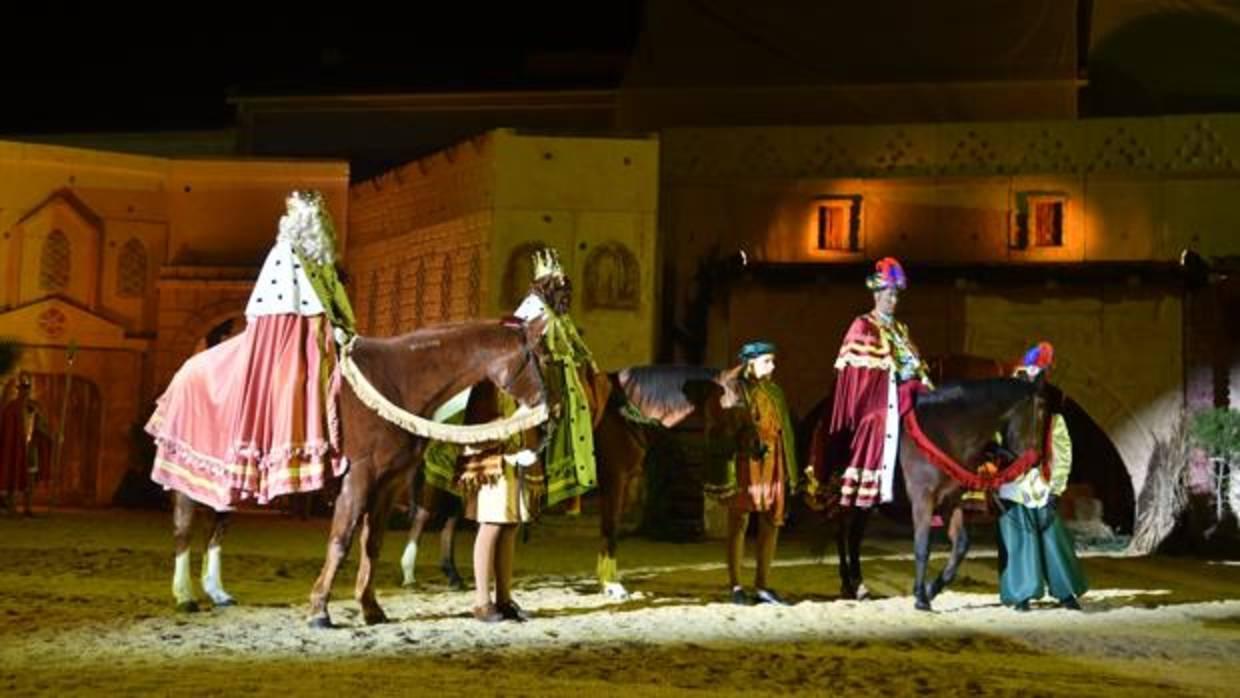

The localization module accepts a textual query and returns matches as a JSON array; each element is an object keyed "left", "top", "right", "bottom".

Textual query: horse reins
[
  {"left": 498, "top": 326, "right": 555, "bottom": 457},
  {"left": 902, "top": 404, "right": 1053, "bottom": 491}
]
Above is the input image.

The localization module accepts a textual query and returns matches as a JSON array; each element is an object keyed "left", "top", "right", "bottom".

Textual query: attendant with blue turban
[{"left": 704, "top": 340, "right": 800, "bottom": 605}]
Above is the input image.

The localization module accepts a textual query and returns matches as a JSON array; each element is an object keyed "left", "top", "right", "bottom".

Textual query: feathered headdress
[
  {"left": 866, "top": 257, "right": 907, "bottom": 291},
  {"left": 1014, "top": 341, "right": 1054, "bottom": 377}
]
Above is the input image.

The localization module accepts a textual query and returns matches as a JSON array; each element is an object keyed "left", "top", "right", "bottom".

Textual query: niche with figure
[{"left": 584, "top": 241, "right": 640, "bottom": 311}]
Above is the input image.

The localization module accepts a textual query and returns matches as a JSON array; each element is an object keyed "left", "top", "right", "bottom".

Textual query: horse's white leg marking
[
  {"left": 173, "top": 550, "right": 195, "bottom": 606},
  {"left": 400, "top": 540, "right": 418, "bottom": 587},
  {"left": 201, "top": 546, "right": 235, "bottom": 605}
]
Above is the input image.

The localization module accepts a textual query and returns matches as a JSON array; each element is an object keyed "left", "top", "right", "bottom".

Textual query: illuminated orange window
[
  {"left": 1012, "top": 192, "right": 1067, "bottom": 250},
  {"left": 1031, "top": 199, "right": 1064, "bottom": 247},
  {"left": 812, "top": 196, "right": 862, "bottom": 252}
]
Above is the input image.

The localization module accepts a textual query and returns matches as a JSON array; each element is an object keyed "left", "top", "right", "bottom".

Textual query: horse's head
[
  {"left": 1000, "top": 372, "right": 1050, "bottom": 456},
  {"left": 715, "top": 365, "right": 746, "bottom": 409},
  {"left": 489, "top": 315, "right": 549, "bottom": 411}
]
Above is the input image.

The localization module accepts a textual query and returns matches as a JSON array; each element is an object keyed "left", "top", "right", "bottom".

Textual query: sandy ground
[{"left": 1, "top": 508, "right": 1239, "bottom": 697}]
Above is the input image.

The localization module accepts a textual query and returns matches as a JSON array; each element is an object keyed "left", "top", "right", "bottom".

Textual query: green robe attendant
[{"left": 997, "top": 413, "right": 1088, "bottom": 605}]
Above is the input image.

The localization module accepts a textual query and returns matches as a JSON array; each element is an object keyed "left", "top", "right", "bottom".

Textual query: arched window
[
  {"left": 413, "top": 259, "right": 426, "bottom": 327},
  {"left": 467, "top": 249, "right": 481, "bottom": 318},
  {"left": 116, "top": 238, "right": 147, "bottom": 298},
  {"left": 39, "top": 230, "right": 70, "bottom": 291},
  {"left": 440, "top": 253, "right": 454, "bottom": 321},
  {"left": 389, "top": 264, "right": 404, "bottom": 334}
]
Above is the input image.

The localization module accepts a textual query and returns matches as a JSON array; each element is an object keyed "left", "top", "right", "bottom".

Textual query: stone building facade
[{"left": 0, "top": 141, "right": 348, "bottom": 505}]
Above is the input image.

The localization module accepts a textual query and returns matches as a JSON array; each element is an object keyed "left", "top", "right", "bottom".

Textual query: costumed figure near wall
[
  {"left": 0, "top": 372, "right": 52, "bottom": 517},
  {"left": 146, "top": 189, "right": 355, "bottom": 612},
  {"left": 808, "top": 257, "right": 932, "bottom": 600},
  {"left": 463, "top": 246, "right": 606, "bottom": 622},
  {"left": 996, "top": 342, "right": 1087, "bottom": 611},
  {"left": 147, "top": 189, "right": 354, "bottom": 511},
  {"left": 703, "top": 341, "right": 799, "bottom": 606}
]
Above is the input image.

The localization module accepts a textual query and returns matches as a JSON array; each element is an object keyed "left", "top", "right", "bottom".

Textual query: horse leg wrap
[
  {"left": 173, "top": 551, "right": 197, "bottom": 610},
  {"left": 400, "top": 541, "right": 418, "bottom": 587},
  {"left": 597, "top": 552, "right": 618, "bottom": 584},
  {"left": 202, "top": 546, "right": 235, "bottom": 606}
]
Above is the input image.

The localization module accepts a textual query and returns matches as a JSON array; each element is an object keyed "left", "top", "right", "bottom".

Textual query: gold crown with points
[{"left": 531, "top": 247, "right": 564, "bottom": 281}]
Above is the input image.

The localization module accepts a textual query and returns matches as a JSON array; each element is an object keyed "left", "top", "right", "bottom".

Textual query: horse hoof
[
  {"left": 363, "top": 610, "right": 389, "bottom": 626},
  {"left": 175, "top": 600, "right": 200, "bottom": 614},
  {"left": 915, "top": 598, "right": 933, "bottom": 612},
  {"left": 855, "top": 583, "right": 871, "bottom": 601},
  {"left": 307, "top": 615, "right": 333, "bottom": 630},
  {"left": 440, "top": 562, "right": 465, "bottom": 590},
  {"left": 603, "top": 582, "right": 630, "bottom": 600},
  {"left": 212, "top": 598, "right": 237, "bottom": 609}
]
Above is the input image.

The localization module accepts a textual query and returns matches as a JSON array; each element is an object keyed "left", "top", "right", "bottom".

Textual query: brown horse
[
  {"left": 168, "top": 317, "right": 549, "bottom": 628},
  {"left": 593, "top": 364, "right": 739, "bottom": 597},
  {"left": 831, "top": 376, "right": 1048, "bottom": 611}
]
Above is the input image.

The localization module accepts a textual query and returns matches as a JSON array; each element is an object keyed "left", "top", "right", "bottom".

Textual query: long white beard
[{"left": 277, "top": 211, "right": 333, "bottom": 265}]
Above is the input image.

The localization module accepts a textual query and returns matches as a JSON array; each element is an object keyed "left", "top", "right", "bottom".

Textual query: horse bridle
[
  {"left": 499, "top": 326, "right": 555, "bottom": 457},
  {"left": 499, "top": 327, "right": 544, "bottom": 400}
]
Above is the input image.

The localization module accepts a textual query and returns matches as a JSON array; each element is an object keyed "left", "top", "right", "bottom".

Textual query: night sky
[
  {"left": 0, "top": 7, "right": 644, "bottom": 135},
  {"left": 5, "top": 4, "right": 1240, "bottom": 136}
]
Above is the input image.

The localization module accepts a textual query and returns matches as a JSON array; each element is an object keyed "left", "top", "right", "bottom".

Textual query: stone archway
[
  {"left": 959, "top": 291, "right": 1185, "bottom": 537},
  {"left": 195, "top": 313, "right": 246, "bottom": 353},
  {"left": 157, "top": 295, "right": 250, "bottom": 390}
]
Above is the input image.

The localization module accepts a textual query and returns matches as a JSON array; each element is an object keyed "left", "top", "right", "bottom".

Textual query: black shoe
[
  {"left": 1059, "top": 596, "right": 1082, "bottom": 611},
  {"left": 754, "top": 588, "right": 791, "bottom": 606},
  {"left": 497, "top": 600, "right": 530, "bottom": 622},
  {"left": 1013, "top": 600, "right": 1031, "bottom": 612},
  {"left": 730, "top": 587, "right": 751, "bottom": 606}
]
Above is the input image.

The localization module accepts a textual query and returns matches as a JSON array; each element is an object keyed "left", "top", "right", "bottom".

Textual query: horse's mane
[
  {"left": 614, "top": 365, "right": 722, "bottom": 426},
  {"left": 915, "top": 377, "right": 1042, "bottom": 450},
  {"left": 915, "top": 377, "right": 1035, "bottom": 414}
]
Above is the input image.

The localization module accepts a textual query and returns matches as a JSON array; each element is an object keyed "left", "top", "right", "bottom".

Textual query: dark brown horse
[
  {"left": 832, "top": 376, "right": 1048, "bottom": 611},
  {"left": 169, "top": 317, "right": 549, "bottom": 628},
  {"left": 593, "top": 364, "right": 739, "bottom": 597}
]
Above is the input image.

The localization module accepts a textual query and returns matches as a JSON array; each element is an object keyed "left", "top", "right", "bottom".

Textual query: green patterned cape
[{"left": 540, "top": 308, "right": 598, "bottom": 507}]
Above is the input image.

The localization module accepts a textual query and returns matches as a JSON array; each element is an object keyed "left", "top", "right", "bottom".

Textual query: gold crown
[{"left": 531, "top": 247, "right": 564, "bottom": 280}]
